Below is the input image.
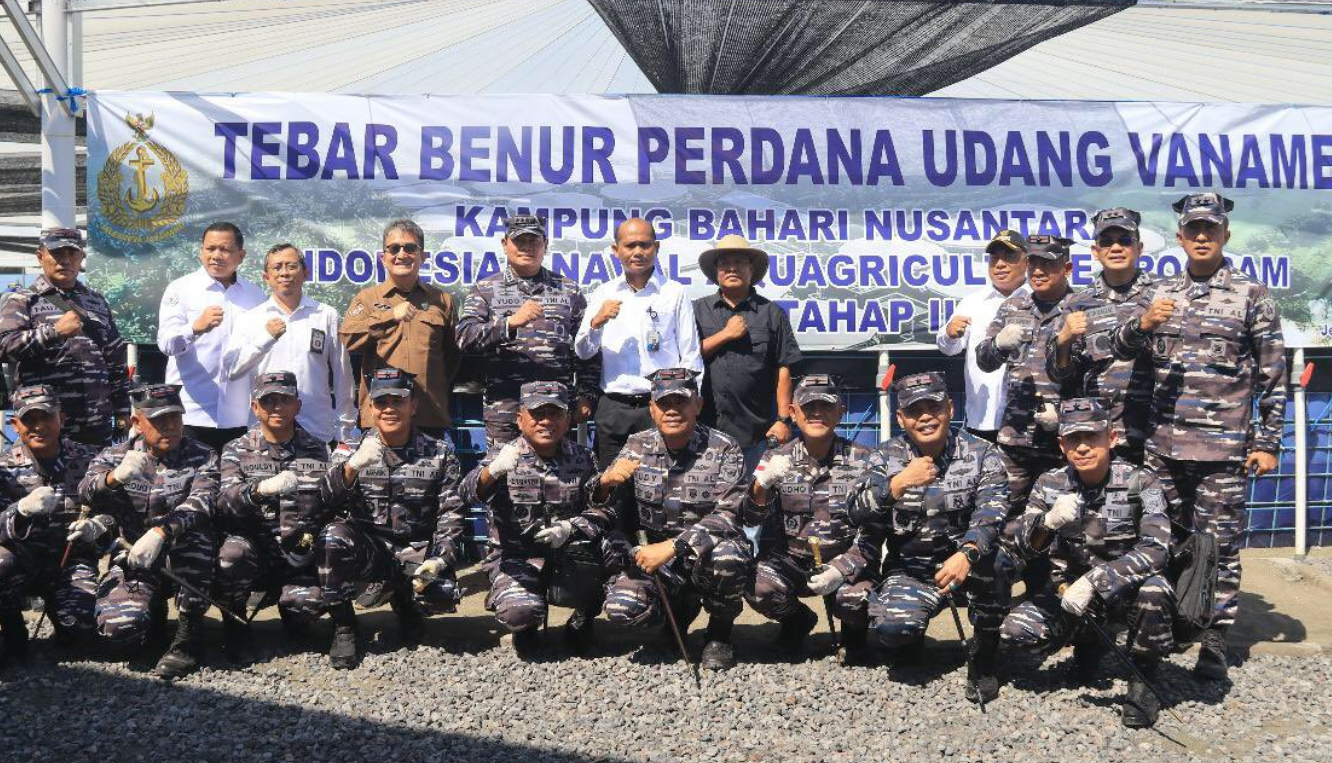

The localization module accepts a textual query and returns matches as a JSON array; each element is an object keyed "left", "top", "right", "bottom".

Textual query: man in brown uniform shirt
[{"left": 341, "top": 219, "right": 461, "bottom": 436}]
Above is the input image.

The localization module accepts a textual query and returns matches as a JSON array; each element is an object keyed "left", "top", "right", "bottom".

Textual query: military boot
[
  {"left": 328, "top": 602, "right": 360, "bottom": 670},
  {"left": 0, "top": 606, "right": 28, "bottom": 662},
  {"left": 964, "top": 631, "right": 1000, "bottom": 704},
  {"left": 223, "top": 616, "right": 255, "bottom": 666},
  {"left": 838, "top": 618, "right": 873, "bottom": 667},
  {"left": 154, "top": 612, "right": 204, "bottom": 680},
  {"left": 390, "top": 587, "right": 424, "bottom": 647},
  {"left": 1122, "top": 656, "right": 1162, "bottom": 728},
  {"left": 512, "top": 626, "right": 541, "bottom": 659},
  {"left": 774, "top": 604, "right": 818, "bottom": 655},
  {"left": 700, "top": 616, "right": 736, "bottom": 671},
  {"left": 1068, "top": 640, "right": 1107, "bottom": 686},
  {"left": 1194, "top": 627, "right": 1229, "bottom": 681},
  {"left": 145, "top": 596, "right": 170, "bottom": 650},
  {"left": 562, "top": 609, "right": 597, "bottom": 655}
]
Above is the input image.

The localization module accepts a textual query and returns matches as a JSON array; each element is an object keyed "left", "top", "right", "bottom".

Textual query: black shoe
[
  {"left": 700, "top": 640, "right": 736, "bottom": 671},
  {"left": 775, "top": 606, "right": 818, "bottom": 655},
  {"left": 154, "top": 614, "right": 203, "bottom": 680},
  {"left": 1, "top": 607, "right": 28, "bottom": 661},
  {"left": 1195, "top": 628, "right": 1229, "bottom": 681},
  {"left": 278, "top": 608, "right": 312, "bottom": 643},
  {"left": 145, "top": 598, "right": 171, "bottom": 650},
  {"left": 1068, "top": 642, "right": 1106, "bottom": 686},
  {"left": 965, "top": 631, "right": 1000, "bottom": 704},
  {"left": 223, "top": 618, "right": 254, "bottom": 666},
  {"left": 562, "top": 610, "right": 597, "bottom": 655},
  {"left": 837, "top": 619, "right": 873, "bottom": 666},
  {"left": 1123, "top": 658, "right": 1162, "bottom": 728},
  {"left": 328, "top": 603, "right": 360, "bottom": 670},
  {"left": 512, "top": 627, "right": 541, "bottom": 659}
]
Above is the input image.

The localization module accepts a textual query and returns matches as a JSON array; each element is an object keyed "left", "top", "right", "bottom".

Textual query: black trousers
[{"left": 593, "top": 393, "right": 653, "bottom": 467}]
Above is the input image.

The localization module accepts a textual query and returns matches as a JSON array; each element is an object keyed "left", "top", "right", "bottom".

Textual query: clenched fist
[
  {"left": 945, "top": 314, "right": 971, "bottom": 339},
  {"left": 600, "top": 458, "right": 641, "bottom": 487},
  {"left": 53, "top": 310, "right": 83, "bottom": 339},
  {"left": 1058, "top": 312, "right": 1088, "bottom": 345},
  {"left": 507, "top": 300, "right": 545, "bottom": 330},
  {"left": 591, "top": 299, "right": 622, "bottom": 329},
  {"left": 393, "top": 301, "right": 418, "bottom": 323},
  {"left": 890, "top": 456, "right": 938, "bottom": 498},
  {"left": 266, "top": 317, "right": 288, "bottom": 339},
  {"left": 192, "top": 306, "right": 225, "bottom": 336},
  {"left": 1139, "top": 298, "right": 1176, "bottom": 332}
]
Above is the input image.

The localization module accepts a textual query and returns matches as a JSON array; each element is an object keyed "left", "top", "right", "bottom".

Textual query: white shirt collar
[
  {"left": 613, "top": 265, "right": 666, "bottom": 294},
  {"left": 265, "top": 293, "right": 317, "bottom": 315}
]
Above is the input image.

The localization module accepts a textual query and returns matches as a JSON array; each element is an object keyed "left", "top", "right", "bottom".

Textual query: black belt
[{"left": 605, "top": 391, "right": 651, "bottom": 406}]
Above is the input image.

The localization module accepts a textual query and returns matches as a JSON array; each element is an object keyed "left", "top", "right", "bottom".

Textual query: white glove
[
  {"left": 1043, "top": 494, "right": 1080, "bottom": 531},
  {"left": 112, "top": 450, "right": 155, "bottom": 485},
  {"left": 994, "top": 324, "right": 1026, "bottom": 351},
  {"left": 128, "top": 528, "right": 166, "bottom": 570},
  {"left": 16, "top": 486, "right": 57, "bottom": 518},
  {"left": 1035, "top": 402, "right": 1059, "bottom": 432},
  {"left": 487, "top": 441, "right": 524, "bottom": 479},
  {"left": 535, "top": 520, "right": 574, "bottom": 548},
  {"left": 414, "top": 557, "right": 448, "bottom": 582},
  {"left": 753, "top": 454, "right": 793, "bottom": 490},
  {"left": 346, "top": 436, "right": 385, "bottom": 472},
  {"left": 1061, "top": 574, "right": 1097, "bottom": 616},
  {"left": 256, "top": 470, "right": 299, "bottom": 497},
  {"left": 66, "top": 517, "right": 107, "bottom": 543},
  {"left": 807, "top": 566, "right": 845, "bottom": 596}
]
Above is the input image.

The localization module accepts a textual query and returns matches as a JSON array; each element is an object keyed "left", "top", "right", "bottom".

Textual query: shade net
[{"left": 585, "top": 0, "right": 1133, "bottom": 95}]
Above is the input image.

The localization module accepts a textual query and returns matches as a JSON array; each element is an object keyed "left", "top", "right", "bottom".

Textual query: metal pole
[
  {"left": 40, "top": 0, "right": 76, "bottom": 230},
  {"left": 877, "top": 349, "right": 891, "bottom": 443},
  {"left": 67, "top": 7, "right": 81, "bottom": 85},
  {"left": 1294, "top": 348, "right": 1308, "bottom": 558}
]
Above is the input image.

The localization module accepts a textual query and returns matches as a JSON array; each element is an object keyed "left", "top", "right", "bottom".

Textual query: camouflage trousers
[
  {"left": 215, "top": 533, "right": 323, "bottom": 624},
  {"left": 746, "top": 551, "right": 870, "bottom": 624},
  {"left": 483, "top": 398, "right": 522, "bottom": 451},
  {"left": 605, "top": 533, "right": 752, "bottom": 628},
  {"left": 867, "top": 557, "right": 1011, "bottom": 648},
  {"left": 316, "top": 521, "right": 434, "bottom": 613},
  {"left": 94, "top": 528, "right": 216, "bottom": 644},
  {"left": 1000, "top": 575, "right": 1177, "bottom": 658},
  {"left": 1146, "top": 452, "right": 1246, "bottom": 628},
  {"left": 0, "top": 543, "right": 98, "bottom": 634}
]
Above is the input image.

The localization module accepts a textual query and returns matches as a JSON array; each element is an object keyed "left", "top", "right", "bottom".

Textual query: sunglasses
[
  {"left": 1096, "top": 234, "right": 1136, "bottom": 248},
  {"left": 385, "top": 243, "right": 421, "bottom": 256}
]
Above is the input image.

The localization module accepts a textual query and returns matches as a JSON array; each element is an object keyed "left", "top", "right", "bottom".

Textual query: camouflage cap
[
  {"left": 130, "top": 384, "right": 185, "bottom": 419},
  {"left": 1173, "top": 192, "right": 1234, "bottom": 226},
  {"left": 893, "top": 372, "right": 949, "bottom": 409},
  {"left": 1058, "top": 397, "right": 1110, "bottom": 436},
  {"left": 254, "top": 370, "right": 299, "bottom": 400},
  {"left": 1025, "top": 234, "right": 1074, "bottom": 260},
  {"left": 647, "top": 368, "right": 699, "bottom": 401},
  {"left": 38, "top": 227, "right": 85, "bottom": 253},
  {"left": 985, "top": 229, "right": 1027, "bottom": 256},
  {"left": 504, "top": 214, "right": 547, "bottom": 240},
  {"left": 520, "top": 380, "right": 570, "bottom": 411},
  {"left": 794, "top": 374, "right": 841, "bottom": 406},
  {"left": 12, "top": 384, "right": 60, "bottom": 418},
  {"left": 367, "top": 367, "right": 415, "bottom": 399},
  {"left": 1092, "top": 207, "right": 1141, "bottom": 236}
]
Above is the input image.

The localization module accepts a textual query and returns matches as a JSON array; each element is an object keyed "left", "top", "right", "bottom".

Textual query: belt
[{"left": 605, "top": 391, "right": 651, "bottom": 406}]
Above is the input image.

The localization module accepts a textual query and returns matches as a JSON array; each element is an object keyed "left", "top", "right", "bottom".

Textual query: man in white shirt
[
  {"left": 935, "top": 229, "right": 1030, "bottom": 442},
  {"left": 224, "top": 243, "right": 357, "bottom": 444},
  {"left": 574, "top": 218, "right": 703, "bottom": 467},
  {"left": 157, "top": 222, "right": 267, "bottom": 452}
]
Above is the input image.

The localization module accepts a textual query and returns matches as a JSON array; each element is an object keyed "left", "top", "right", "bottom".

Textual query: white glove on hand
[
  {"left": 112, "top": 450, "right": 155, "bottom": 485},
  {"left": 347, "top": 436, "right": 385, "bottom": 472},
  {"left": 128, "top": 528, "right": 166, "bottom": 570},
  {"left": 808, "top": 566, "right": 845, "bottom": 596},
  {"left": 1061, "top": 574, "right": 1097, "bottom": 617},
  {"left": 1043, "top": 494, "right": 1080, "bottom": 531},
  {"left": 994, "top": 324, "right": 1026, "bottom": 351},
  {"left": 1035, "top": 402, "right": 1059, "bottom": 432},
  {"left": 753, "top": 454, "right": 793, "bottom": 490},
  {"left": 66, "top": 517, "right": 107, "bottom": 543},
  {"left": 414, "top": 557, "right": 448, "bottom": 582},
  {"left": 16, "top": 486, "right": 57, "bottom": 518},
  {"left": 487, "top": 441, "right": 524, "bottom": 479},
  {"left": 535, "top": 520, "right": 574, "bottom": 548},
  {"left": 257, "top": 470, "right": 299, "bottom": 497}
]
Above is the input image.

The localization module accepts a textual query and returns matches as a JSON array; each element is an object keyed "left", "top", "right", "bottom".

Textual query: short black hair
[
  {"left": 264, "top": 243, "right": 305, "bottom": 271},
  {"left": 203, "top": 221, "right": 244, "bottom": 250}
]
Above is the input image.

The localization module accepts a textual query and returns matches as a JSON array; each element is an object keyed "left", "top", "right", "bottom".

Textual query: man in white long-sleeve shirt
[
  {"left": 224, "top": 243, "right": 357, "bottom": 444},
  {"left": 157, "top": 222, "right": 266, "bottom": 452},
  {"left": 935, "top": 229, "right": 1030, "bottom": 442},
  {"left": 574, "top": 218, "right": 703, "bottom": 467}
]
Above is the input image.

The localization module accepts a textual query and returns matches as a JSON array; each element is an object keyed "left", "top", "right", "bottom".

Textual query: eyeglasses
[
  {"left": 987, "top": 252, "right": 1024, "bottom": 265},
  {"left": 385, "top": 243, "right": 421, "bottom": 256},
  {"left": 1096, "top": 234, "right": 1136, "bottom": 248}
]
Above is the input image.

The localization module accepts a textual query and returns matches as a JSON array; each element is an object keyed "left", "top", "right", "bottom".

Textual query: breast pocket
[
  {"left": 1101, "top": 489, "right": 1135, "bottom": 542},
  {"left": 1151, "top": 323, "right": 1181, "bottom": 364},
  {"left": 1083, "top": 306, "right": 1121, "bottom": 361},
  {"left": 417, "top": 307, "right": 448, "bottom": 349},
  {"left": 780, "top": 479, "right": 812, "bottom": 536},
  {"left": 1200, "top": 330, "right": 1243, "bottom": 374},
  {"left": 634, "top": 466, "right": 666, "bottom": 506}
]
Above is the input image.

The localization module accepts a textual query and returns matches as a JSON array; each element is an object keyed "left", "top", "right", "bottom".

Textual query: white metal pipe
[
  {"left": 67, "top": 8, "right": 80, "bottom": 86},
  {"left": 40, "top": 0, "right": 75, "bottom": 230},
  {"left": 877, "top": 349, "right": 891, "bottom": 443},
  {"left": 1294, "top": 348, "right": 1308, "bottom": 557}
]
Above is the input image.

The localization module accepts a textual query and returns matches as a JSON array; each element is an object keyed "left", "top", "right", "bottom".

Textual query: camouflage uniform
[
  {"left": 456, "top": 216, "right": 599, "bottom": 449},
  {"left": 1112, "top": 194, "right": 1286, "bottom": 629},
  {"left": 0, "top": 272, "right": 129, "bottom": 448}
]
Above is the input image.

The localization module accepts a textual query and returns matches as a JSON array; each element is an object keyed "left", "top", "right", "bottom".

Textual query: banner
[{"left": 85, "top": 92, "right": 1332, "bottom": 348}]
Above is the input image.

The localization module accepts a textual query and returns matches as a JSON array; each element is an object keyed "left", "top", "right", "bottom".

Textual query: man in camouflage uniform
[
  {"left": 741, "top": 375, "right": 871, "bottom": 658},
  {"left": 0, "top": 227, "right": 130, "bottom": 447},
  {"left": 1111, "top": 192, "right": 1286, "bottom": 680},
  {"left": 215, "top": 371, "right": 331, "bottom": 664},
  {"left": 598, "top": 368, "right": 750, "bottom": 670},
  {"left": 828, "top": 373, "right": 1009, "bottom": 701},
  {"left": 458, "top": 381, "right": 608, "bottom": 656},
  {"left": 1000, "top": 398, "right": 1174, "bottom": 728},
  {"left": 79, "top": 384, "right": 219, "bottom": 680},
  {"left": 456, "top": 215, "right": 599, "bottom": 449},
  {"left": 317, "top": 368, "right": 467, "bottom": 669},
  {"left": 1048, "top": 208, "right": 1155, "bottom": 464},
  {"left": 0, "top": 386, "right": 100, "bottom": 660}
]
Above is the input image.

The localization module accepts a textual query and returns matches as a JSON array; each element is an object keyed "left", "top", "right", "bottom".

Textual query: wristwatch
[{"left": 960, "top": 543, "right": 982, "bottom": 566}]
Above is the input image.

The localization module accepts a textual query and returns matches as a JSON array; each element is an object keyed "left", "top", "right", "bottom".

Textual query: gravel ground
[{"left": 3, "top": 624, "right": 1330, "bottom": 763}]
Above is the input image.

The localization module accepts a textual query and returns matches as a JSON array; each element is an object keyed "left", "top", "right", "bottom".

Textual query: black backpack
[{"left": 1169, "top": 529, "right": 1219, "bottom": 639}]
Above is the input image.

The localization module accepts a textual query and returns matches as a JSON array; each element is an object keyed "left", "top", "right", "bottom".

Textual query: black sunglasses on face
[
  {"left": 385, "top": 243, "right": 421, "bottom": 256},
  {"left": 1097, "top": 234, "right": 1136, "bottom": 248}
]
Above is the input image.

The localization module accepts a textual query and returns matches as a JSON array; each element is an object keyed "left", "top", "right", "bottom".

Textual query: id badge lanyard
[{"left": 645, "top": 305, "right": 661, "bottom": 352}]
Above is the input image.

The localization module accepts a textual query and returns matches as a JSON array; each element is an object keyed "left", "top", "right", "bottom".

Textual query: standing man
[
  {"left": 0, "top": 227, "right": 130, "bottom": 447},
  {"left": 1112, "top": 193, "right": 1286, "bottom": 680},
  {"left": 225, "top": 243, "right": 357, "bottom": 444},
  {"left": 575, "top": 218, "right": 703, "bottom": 468},
  {"left": 1048, "top": 208, "right": 1155, "bottom": 464},
  {"left": 742, "top": 375, "right": 872, "bottom": 658},
  {"left": 158, "top": 222, "right": 267, "bottom": 452},
  {"left": 215, "top": 371, "right": 331, "bottom": 663},
  {"left": 317, "top": 368, "right": 467, "bottom": 669},
  {"left": 936, "top": 229, "right": 1029, "bottom": 442},
  {"left": 456, "top": 215, "right": 599, "bottom": 448},
  {"left": 0, "top": 385, "right": 101, "bottom": 659},
  {"left": 341, "top": 220, "right": 461, "bottom": 437},
  {"left": 459, "top": 381, "right": 609, "bottom": 655},
  {"left": 694, "top": 234, "right": 802, "bottom": 467},
  {"left": 79, "top": 384, "right": 220, "bottom": 680}
]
